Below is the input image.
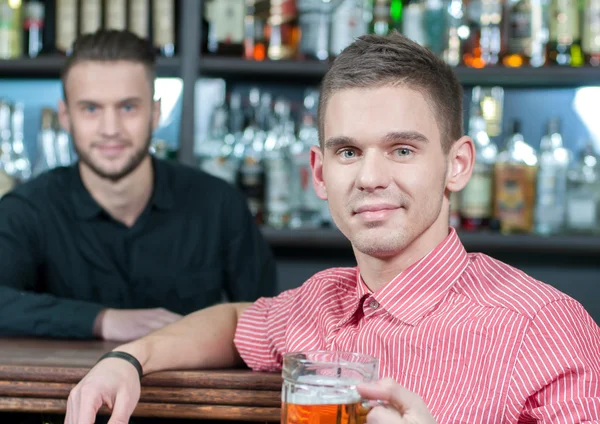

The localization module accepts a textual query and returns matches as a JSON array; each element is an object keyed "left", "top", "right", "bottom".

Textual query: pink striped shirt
[{"left": 234, "top": 228, "right": 600, "bottom": 423}]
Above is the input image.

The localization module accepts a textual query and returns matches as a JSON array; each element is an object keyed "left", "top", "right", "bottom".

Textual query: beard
[{"left": 72, "top": 123, "right": 153, "bottom": 182}]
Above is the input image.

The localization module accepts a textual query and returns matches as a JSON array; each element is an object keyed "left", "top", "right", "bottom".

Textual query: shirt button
[{"left": 369, "top": 300, "right": 379, "bottom": 310}]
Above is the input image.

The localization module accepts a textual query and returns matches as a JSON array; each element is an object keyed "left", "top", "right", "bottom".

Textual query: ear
[
  {"left": 151, "top": 98, "right": 161, "bottom": 131},
  {"left": 57, "top": 99, "right": 70, "bottom": 132},
  {"left": 310, "top": 145, "right": 327, "bottom": 200},
  {"left": 446, "top": 135, "right": 475, "bottom": 193}
]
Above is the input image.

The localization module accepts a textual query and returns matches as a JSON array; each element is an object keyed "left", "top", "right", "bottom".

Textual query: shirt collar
[
  {"left": 71, "top": 156, "right": 174, "bottom": 220},
  {"left": 349, "top": 227, "right": 469, "bottom": 327}
]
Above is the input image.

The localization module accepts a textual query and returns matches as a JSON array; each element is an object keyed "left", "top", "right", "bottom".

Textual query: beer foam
[{"left": 284, "top": 375, "right": 362, "bottom": 405}]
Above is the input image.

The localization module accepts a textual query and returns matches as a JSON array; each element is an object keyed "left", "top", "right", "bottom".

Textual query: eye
[
  {"left": 122, "top": 104, "right": 136, "bottom": 112},
  {"left": 339, "top": 149, "right": 357, "bottom": 159},
  {"left": 394, "top": 147, "right": 412, "bottom": 157},
  {"left": 84, "top": 105, "right": 96, "bottom": 113}
]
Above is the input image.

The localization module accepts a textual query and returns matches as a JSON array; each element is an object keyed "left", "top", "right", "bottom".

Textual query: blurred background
[{"left": 0, "top": 0, "right": 598, "bottom": 323}]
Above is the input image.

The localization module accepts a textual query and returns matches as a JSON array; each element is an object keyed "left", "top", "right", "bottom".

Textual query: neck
[
  {"left": 79, "top": 156, "right": 154, "bottom": 227},
  {"left": 354, "top": 202, "right": 451, "bottom": 293}
]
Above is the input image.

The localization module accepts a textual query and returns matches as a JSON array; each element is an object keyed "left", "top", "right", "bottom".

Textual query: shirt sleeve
[
  {"left": 222, "top": 186, "right": 278, "bottom": 302},
  {"left": 509, "top": 299, "right": 600, "bottom": 423},
  {"left": 0, "top": 193, "right": 104, "bottom": 339},
  {"left": 234, "top": 287, "right": 303, "bottom": 371}
]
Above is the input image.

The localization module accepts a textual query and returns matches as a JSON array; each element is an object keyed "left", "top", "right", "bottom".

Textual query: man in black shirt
[{"left": 0, "top": 30, "right": 277, "bottom": 342}]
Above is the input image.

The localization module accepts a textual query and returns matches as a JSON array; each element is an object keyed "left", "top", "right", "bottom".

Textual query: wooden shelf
[
  {"left": 0, "top": 56, "right": 181, "bottom": 78},
  {"left": 261, "top": 227, "right": 600, "bottom": 256},
  {"left": 199, "top": 57, "right": 600, "bottom": 87}
]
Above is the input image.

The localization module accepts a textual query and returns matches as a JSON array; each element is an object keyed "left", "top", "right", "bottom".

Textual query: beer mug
[{"left": 281, "top": 351, "right": 379, "bottom": 424}]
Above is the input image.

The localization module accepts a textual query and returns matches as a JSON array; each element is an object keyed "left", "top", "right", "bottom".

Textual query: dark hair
[
  {"left": 61, "top": 29, "right": 156, "bottom": 102},
  {"left": 318, "top": 31, "right": 463, "bottom": 153}
]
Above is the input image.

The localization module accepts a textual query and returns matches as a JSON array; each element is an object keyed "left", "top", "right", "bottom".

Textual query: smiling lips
[
  {"left": 95, "top": 143, "right": 128, "bottom": 158},
  {"left": 353, "top": 203, "right": 400, "bottom": 221}
]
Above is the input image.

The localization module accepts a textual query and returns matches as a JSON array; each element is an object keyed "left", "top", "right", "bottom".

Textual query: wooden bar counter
[{"left": 0, "top": 338, "right": 282, "bottom": 422}]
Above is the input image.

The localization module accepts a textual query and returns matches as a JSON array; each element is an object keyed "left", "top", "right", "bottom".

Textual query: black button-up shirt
[{"left": 0, "top": 157, "right": 277, "bottom": 339}]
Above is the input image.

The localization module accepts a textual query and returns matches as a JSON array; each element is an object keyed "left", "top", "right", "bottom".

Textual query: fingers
[
  {"left": 358, "top": 380, "right": 406, "bottom": 415},
  {"left": 365, "top": 403, "right": 406, "bottom": 424},
  {"left": 107, "top": 391, "right": 136, "bottom": 424},
  {"left": 65, "top": 384, "right": 104, "bottom": 424}
]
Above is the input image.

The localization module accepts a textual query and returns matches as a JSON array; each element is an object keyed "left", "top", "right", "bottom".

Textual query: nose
[
  {"left": 99, "top": 108, "right": 121, "bottom": 138},
  {"left": 356, "top": 150, "right": 391, "bottom": 192}
]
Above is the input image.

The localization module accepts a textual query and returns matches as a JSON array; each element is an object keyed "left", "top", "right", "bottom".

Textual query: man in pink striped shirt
[{"left": 66, "top": 32, "right": 600, "bottom": 424}]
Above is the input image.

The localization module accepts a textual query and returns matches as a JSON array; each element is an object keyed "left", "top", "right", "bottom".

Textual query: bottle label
[
  {"left": 460, "top": 166, "right": 493, "bottom": 218},
  {"left": 212, "top": 0, "right": 245, "bottom": 44},
  {"left": 129, "top": 0, "right": 149, "bottom": 38},
  {"left": 80, "top": 0, "right": 101, "bottom": 35},
  {"left": 105, "top": 0, "right": 127, "bottom": 30},
  {"left": 550, "top": 0, "right": 580, "bottom": 44},
  {"left": 583, "top": 0, "right": 600, "bottom": 53},
  {"left": 153, "top": 0, "right": 175, "bottom": 47},
  {"left": 494, "top": 164, "right": 536, "bottom": 232}
]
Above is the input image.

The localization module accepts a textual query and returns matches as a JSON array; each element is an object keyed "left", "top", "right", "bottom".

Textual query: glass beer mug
[{"left": 281, "top": 351, "right": 379, "bottom": 424}]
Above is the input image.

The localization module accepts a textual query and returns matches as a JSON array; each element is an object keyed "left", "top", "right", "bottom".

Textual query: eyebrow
[
  {"left": 75, "top": 97, "right": 143, "bottom": 107},
  {"left": 324, "top": 131, "right": 429, "bottom": 150}
]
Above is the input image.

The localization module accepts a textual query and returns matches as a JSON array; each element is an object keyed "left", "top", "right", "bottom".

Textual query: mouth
[
  {"left": 352, "top": 203, "right": 401, "bottom": 222},
  {"left": 94, "top": 143, "right": 129, "bottom": 158}
]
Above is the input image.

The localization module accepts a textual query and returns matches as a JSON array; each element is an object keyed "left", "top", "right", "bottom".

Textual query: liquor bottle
[
  {"left": 402, "top": 0, "right": 426, "bottom": 46},
  {"left": 565, "top": 144, "right": 600, "bottom": 234},
  {"left": 0, "top": 0, "right": 22, "bottom": 59},
  {"left": 330, "top": 0, "right": 371, "bottom": 57},
  {"left": 206, "top": 0, "right": 245, "bottom": 56},
  {"left": 460, "top": 111, "right": 497, "bottom": 231},
  {"left": 104, "top": 0, "right": 126, "bottom": 30},
  {"left": 493, "top": 120, "right": 538, "bottom": 234},
  {"left": 236, "top": 88, "right": 267, "bottom": 224},
  {"left": 152, "top": 0, "right": 175, "bottom": 56},
  {"left": 502, "top": 0, "right": 549, "bottom": 67},
  {"left": 582, "top": 0, "right": 600, "bottom": 65},
  {"left": 289, "top": 90, "right": 323, "bottom": 229},
  {"left": 297, "top": 0, "right": 333, "bottom": 60},
  {"left": 9, "top": 102, "right": 32, "bottom": 182},
  {"left": 547, "top": 0, "right": 583, "bottom": 65},
  {"left": 442, "top": 0, "right": 466, "bottom": 66},
  {"left": 80, "top": 0, "right": 102, "bottom": 35},
  {"left": 0, "top": 101, "right": 14, "bottom": 198},
  {"left": 424, "top": 0, "right": 445, "bottom": 56},
  {"left": 472, "top": 85, "right": 504, "bottom": 144},
  {"left": 267, "top": 0, "right": 300, "bottom": 60},
  {"left": 370, "top": 0, "right": 391, "bottom": 35},
  {"left": 33, "top": 108, "right": 58, "bottom": 177},
  {"left": 463, "top": 0, "right": 504, "bottom": 67},
  {"left": 129, "top": 0, "right": 149, "bottom": 39},
  {"left": 534, "top": 118, "right": 570, "bottom": 235},
  {"left": 55, "top": 0, "right": 77, "bottom": 54},
  {"left": 243, "top": 0, "right": 269, "bottom": 60},
  {"left": 264, "top": 98, "right": 294, "bottom": 228},
  {"left": 23, "top": 1, "right": 44, "bottom": 57}
]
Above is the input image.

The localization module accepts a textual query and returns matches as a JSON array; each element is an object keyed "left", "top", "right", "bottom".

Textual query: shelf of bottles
[
  {"left": 201, "top": 0, "right": 600, "bottom": 86},
  {"left": 197, "top": 82, "right": 600, "bottom": 250},
  {"left": 0, "top": 0, "right": 179, "bottom": 77}
]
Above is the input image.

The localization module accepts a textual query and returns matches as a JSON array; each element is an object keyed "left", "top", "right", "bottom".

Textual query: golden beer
[{"left": 281, "top": 352, "right": 378, "bottom": 424}]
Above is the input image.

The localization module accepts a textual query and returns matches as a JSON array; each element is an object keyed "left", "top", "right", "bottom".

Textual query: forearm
[{"left": 115, "top": 302, "right": 252, "bottom": 375}]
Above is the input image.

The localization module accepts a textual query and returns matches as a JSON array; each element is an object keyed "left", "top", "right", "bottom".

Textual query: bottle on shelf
[
  {"left": 493, "top": 119, "right": 538, "bottom": 234},
  {"left": 460, "top": 108, "right": 497, "bottom": 231},
  {"left": 56, "top": 0, "right": 78, "bottom": 54},
  {"left": 502, "top": 0, "right": 549, "bottom": 67},
  {"left": 297, "top": 0, "right": 335, "bottom": 61},
  {"left": 129, "top": 0, "right": 150, "bottom": 40},
  {"left": 330, "top": 0, "right": 371, "bottom": 57},
  {"left": 565, "top": 143, "right": 600, "bottom": 234},
  {"left": 152, "top": 0, "right": 175, "bottom": 57},
  {"left": 582, "top": 0, "right": 600, "bottom": 66},
  {"left": 80, "top": 0, "right": 102, "bottom": 36},
  {"left": 104, "top": 0, "right": 127, "bottom": 31},
  {"left": 424, "top": 0, "right": 446, "bottom": 57},
  {"left": 534, "top": 117, "right": 570, "bottom": 236},
  {"left": 442, "top": 0, "right": 466, "bottom": 66},
  {"left": 370, "top": 0, "right": 392, "bottom": 35},
  {"left": 289, "top": 89, "right": 323, "bottom": 229},
  {"left": 0, "top": 0, "right": 23, "bottom": 59},
  {"left": 243, "top": 0, "right": 269, "bottom": 60},
  {"left": 0, "top": 101, "right": 15, "bottom": 198},
  {"left": 547, "top": 0, "right": 583, "bottom": 66},
  {"left": 463, "top": 0, "right": 504, "bottom": 67},
  {"left": 267, "top": 0, "right": 300, "bottom": 60},
  {"left": 23, "top": 0, "right": 44, "bottom": 58},
  {"left": 206, "top": 0, "right": 245, "bottom": 56},
  {"left": 33, "top": 107, "right": 59, "bottom": 177},
  {"left": 402, "top": 0, "right": 426, "bottom": 47}
]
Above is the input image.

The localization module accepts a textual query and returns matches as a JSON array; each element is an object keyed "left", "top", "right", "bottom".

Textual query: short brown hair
[
  {"left": 318, "top": 31, "right": 463, "bottom": 153},
  {"left": 61, "top": 29, "right": 156, "bottom": 102}
]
